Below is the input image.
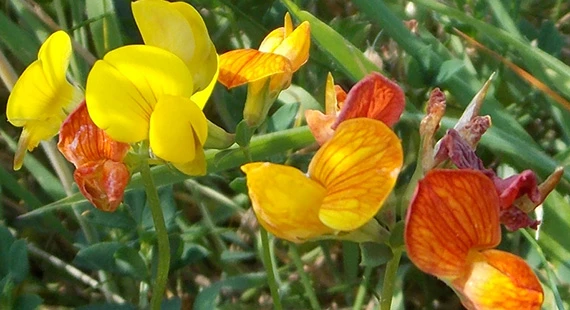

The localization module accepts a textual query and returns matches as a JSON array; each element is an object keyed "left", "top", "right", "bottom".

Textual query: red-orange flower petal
[
  {"left": 405, "top": 169, "right": 501, "bottom": 279},
  {"left": 58, "top": 102, "right": 130, "bottom": 212},
  {"left": 453, "top": 249, "right": 543, "bottom": 310},
  {"left": 333, "top": 72, "right": 405, "bottom": 128},
  {"left": 309, "top": 118, "right": 403, "bottom": 231},
  {"left": 218, "top": 49, "right": 292, "bottom": 89}
]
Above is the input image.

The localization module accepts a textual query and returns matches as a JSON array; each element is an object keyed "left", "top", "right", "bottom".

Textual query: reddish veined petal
[
  {"left": 218, "top": 49, "right": 292, "bottom": 88},
  {"left": 309, "top": 118, "right": 403, "bottom": 231},
  {"left": 58, "top": 102, "right": 130, "bottom": 167},
  {"left": 241, "top": 162, "right": 332, "bottom": 243},
  {"left": 405, "top": 169, "right": 501, "bottom": 279},
  {"left": 74, "top": 160, "right": 130, "bottom": 212},
  {"left": 333, "top": 72, "right": 405, "bottom": 128},
  {"left": 453, "top": 249, "right": 543, "bottom": 310}
]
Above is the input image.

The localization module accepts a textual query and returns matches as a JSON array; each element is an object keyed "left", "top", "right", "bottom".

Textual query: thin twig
[{"left": 27, "top": 243, "right": 126, "bottom": 304}]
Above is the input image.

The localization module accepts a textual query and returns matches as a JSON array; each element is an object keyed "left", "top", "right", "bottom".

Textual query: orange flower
[
  {"left": 306, "top": 72, "right": 405, "bottom": 145},
  {"left": 58, "top": 102, "right": 130, "bottom": 212},
  {"left": 242, "top": 118, "right": 402, "bottom": 242},
  {"left": 405, "top": 169, "right": 543, "bottom": 309},
  {"left": 218, "top": 13, "right": 310, "bottom": 127}
]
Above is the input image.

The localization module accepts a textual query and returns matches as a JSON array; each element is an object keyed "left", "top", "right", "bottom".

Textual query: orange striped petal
[
  {"left": 218, "top": 49, "right": 292, "bottom": 89},
  {"left": 405, "top": 169, "right": 501, "bottom": 279},
  {"left": 241, "top": 162, "right": 332, "bottom": 243},
  {"left": 453, "top": 249, "right": 543, "bottom": 310},
  {"left": 308, "top": 118, "right": 403, "bottom": 231},
  {"left": 58, "top": 102, "right": 130, "bottom": 212},
  {"left": 58, "top": 102, "right": 129, "bottom": 167},
  {"left": 333, "top": 72, "right": 405, "bottom": 128}
]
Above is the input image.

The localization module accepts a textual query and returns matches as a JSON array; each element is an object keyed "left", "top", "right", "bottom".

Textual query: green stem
[
  {"left": 289, "top": 244, "right": 320, "bottom": 310},
  {"left": 380, "top": 248, "right": 402, "bottom": 310},
  {"left": 140, "top": 160, "right": 170, "bottom": 310},
  {"left": 352, "top": 266, "right": 372, "bottom": 310},
  {"left": 260, "top": 228, "right": 283, "bottom": 310}
]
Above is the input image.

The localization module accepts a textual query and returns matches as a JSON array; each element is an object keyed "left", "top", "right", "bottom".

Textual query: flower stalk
[{"left": 139, "top": 156, "right": 170, "bottom": 310}]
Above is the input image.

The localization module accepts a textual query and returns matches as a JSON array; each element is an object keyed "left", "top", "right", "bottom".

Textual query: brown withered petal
[
  {"left": 434, "top": 129, "right": 544, "bottom": 230},
  {"left": 332, "top": 72, "right": 405, "bottom": 128},
  {"left": 58, "top": 102, "right": 130, "bottom": 212}
]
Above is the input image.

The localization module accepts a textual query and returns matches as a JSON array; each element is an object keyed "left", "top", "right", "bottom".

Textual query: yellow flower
[
  {"left": 131, "top": 0, "right": 218, "bottom": 96},
  {"left": 218, "top": 13, "right": 310, "bottom": 127},
  {"left": 6, "top": 31, "right": 82, "bottom": 170},
  {"left": 241, "top": 118, "right": 403, "bottom": 243},
  {"left": 85, "top": 45, "right": 208, "bottom": 175}
]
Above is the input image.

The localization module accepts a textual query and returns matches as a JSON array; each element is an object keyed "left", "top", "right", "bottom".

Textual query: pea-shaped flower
[
  {"left": 7, "top": 31, "right": 82, "bottom": 170},
  {"left": 85, "top": 45, "right": 208, "bottom": 175},
  {"left": 405, "top": 169, "right": 543, "bottom": 309},
  {"left": 218, "top": 13, "right": 310, "bottom": 127},
  {"left": 242, "top": 118, "right": 403, "bottom": 243}
]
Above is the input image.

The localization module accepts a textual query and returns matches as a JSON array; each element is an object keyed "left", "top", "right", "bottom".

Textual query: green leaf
[
  {"left": 267, "top": 102, "right": 299, "bottom": 132},
  {"left": 77, "top": 303, "right": 136, "bottom": 310},
  {"left": 235, "top": 120, "right": 254, "bottom": 147},
  {"left": 114, "top": 247, "right": 148, "bottom": 281},
  {"left": 13, "top": 294, "right": 42, "bottom": 310},
  {"left": 435, "top": 59, "right": 465, "bottom": 85},
  {"left": 220, "top": 250, "right": 255, "bottom": 262},
  {"left": 0, "top": 11, "right": 39, "bottom": 65},
  {"left": 359, "top": 243, "right": 393, "bottom": 268},
  {"left": 82, "top": 207, "right": 137, "bottom": 230},
  {"left": 281, "top": 0, "right": 381, "bottom": 81},
  {"left": 73, "top": 242, "right": 124, "bottom": 273},
  {"left": 0, "top": 226, "right": 16, "bottom": 277},
  {"left": 194, "top": 273, "right": 267, "bottom": 310},
  {"left": 8, "top": 240, "right": 29, "bottom": 283}
]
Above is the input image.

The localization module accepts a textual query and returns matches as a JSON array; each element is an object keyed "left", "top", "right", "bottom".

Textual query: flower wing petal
[
  {"left": 405, "top": 169, "right": 501, "bottom": 279},
  {"left": 271, "top": 21, "right": 310, "bottom": 72},
  {"left": 309, "top": 118, "right": 403, "bottom": 231},
  {"left": 86, "top": 45, "right": 193, "bottom": 143},
  {"left": 241, "top": 162, "right": 332, "bottom": 243},
  {"left": 149, "top": 95, "right": 207, "bottom": 164},
  {"left": 454, "top": 249, "right": 543, "bottom": 310},
  {"left": 333, "top": 72, "right": 405, "bottom": 128},
  {"left": 218, "top": 49, "right": 292, "bottom": 88}
]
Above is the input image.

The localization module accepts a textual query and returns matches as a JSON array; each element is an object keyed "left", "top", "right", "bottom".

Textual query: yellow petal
[
  {"left": 218, "top": 49, "right": 292, "bottom": 88},
  {"left": 132, "top": 0, "right": 216, "bottom": 91},
  {"left": 309, "top": 118, "right": 403, "bottom": 231},
  {"left": 453, "top": 250, "right": 543, "bottom": 310},
  {"left": 258, "top": 27, "right": 285, "bottom": 53},
  {"left": 6, "top": 31, "right": 81, "bottom": 169},
  {"left": 172, "top": 144, "right": 207, "bottom": 176},
  {"left": 191, "top": 53, "right": 219, "bottom": 109},
  {"left": 271, "top": 20, "right": 310, "bottom": 72},
  {"left": 86, "top": 45, "right": 193, "bottom": 143},
  {"left": 149, "top": 95, "right": 207, "bottom": 164},
  {"left": 241, "top": 162, "right": 333, "bottom": 243}
]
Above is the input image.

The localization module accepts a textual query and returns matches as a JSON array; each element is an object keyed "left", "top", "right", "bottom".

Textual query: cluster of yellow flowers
[{"left": 6, "top": 1, "right": 552, "bottom": 309}]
